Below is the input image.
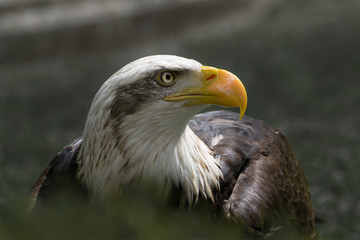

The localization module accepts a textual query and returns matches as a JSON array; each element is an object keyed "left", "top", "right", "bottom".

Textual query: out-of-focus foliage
[{"left": 1, "top": 194, "right": 245, "bottom": 240}]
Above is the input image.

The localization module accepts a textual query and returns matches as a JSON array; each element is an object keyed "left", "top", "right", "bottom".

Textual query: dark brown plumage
[
  {"left": 30, "top": 55, "right": 318, "bottom": 239},
  {"left": 189, "top": 111, "right": 318, "bottom": 239},
  {"left": 31, "top": 111, "right": 318, "bottom": 239}
]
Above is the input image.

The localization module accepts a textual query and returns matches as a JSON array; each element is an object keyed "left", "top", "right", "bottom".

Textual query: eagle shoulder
[
  {"left": 29, "top": 138, "right": 86, "bottom": 209},
  {"left": 189, "top": 110, "right": 317, "bottom": 239}
]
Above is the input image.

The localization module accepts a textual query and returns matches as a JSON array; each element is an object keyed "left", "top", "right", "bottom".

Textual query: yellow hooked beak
[{"left": 164, "top": 66, "right": 247, "bottom": 120}]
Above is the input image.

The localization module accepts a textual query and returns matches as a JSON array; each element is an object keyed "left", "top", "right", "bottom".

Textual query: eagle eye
[{"left": 157, "top": 71, "right": 177, "bottom": 86}]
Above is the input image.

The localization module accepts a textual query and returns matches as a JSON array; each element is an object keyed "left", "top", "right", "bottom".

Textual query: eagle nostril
[{"left": 207, "top": 74, "right": 216, "bottom": 81}]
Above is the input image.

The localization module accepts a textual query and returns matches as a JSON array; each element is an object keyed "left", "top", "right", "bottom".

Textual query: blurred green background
[{"left": 0, "top": 0, "right": 359, "bottom": 239}]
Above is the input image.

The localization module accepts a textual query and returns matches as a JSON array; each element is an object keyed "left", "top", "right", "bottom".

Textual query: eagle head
[{"left": 77, "top": 55, "right": 247, "bottom": 203}]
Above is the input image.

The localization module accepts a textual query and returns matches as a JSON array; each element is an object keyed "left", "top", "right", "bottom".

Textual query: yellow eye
[{"left": 158, "top": 71, "right": 176, "bottom": 86}]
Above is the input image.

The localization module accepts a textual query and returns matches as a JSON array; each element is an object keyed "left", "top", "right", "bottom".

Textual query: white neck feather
[{"left": 77, "top": 100, "right": 222, "bottom": 204}]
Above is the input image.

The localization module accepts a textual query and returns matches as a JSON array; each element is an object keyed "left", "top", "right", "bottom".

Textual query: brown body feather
[
  {"left": 189, "top": 111, "right": 318, "bottom": 239},
  {"left": 31, "top": 111, "right": 317, "bottom": 239},
  {"left": 30, "top": 138, "right": 86, "bottom": 208}
]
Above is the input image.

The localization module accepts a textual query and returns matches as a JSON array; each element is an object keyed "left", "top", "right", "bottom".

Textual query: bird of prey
[{"left": 30, "top": 55, "right": 318, "bottom": 239}]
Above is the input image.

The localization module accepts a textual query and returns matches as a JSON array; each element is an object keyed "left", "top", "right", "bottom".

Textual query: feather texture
[
  {"left": 31, "top": 111, "right": 317, "bottom": 238},
  {"left": 189, "top": 111, "right": 318, "bottom": 239},
  {"left": 30, "top": 55, "right": 318, "bottom": 239}
]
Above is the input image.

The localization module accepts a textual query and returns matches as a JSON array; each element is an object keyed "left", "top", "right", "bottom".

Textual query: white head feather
[{"left": 76, "top": 55, "right": 222, "bottom": 204}]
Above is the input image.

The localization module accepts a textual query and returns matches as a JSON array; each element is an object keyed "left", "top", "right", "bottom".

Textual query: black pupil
[{"left": 164, "top": 73, "right": 172, "bottom": 81}]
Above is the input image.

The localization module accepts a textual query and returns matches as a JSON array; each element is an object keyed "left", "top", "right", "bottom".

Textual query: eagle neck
[{"left": 77, "top": 101, "right": 222, "bottom": 204}]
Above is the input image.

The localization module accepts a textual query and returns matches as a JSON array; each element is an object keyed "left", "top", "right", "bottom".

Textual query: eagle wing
[
  {"left": 29, "top": 110, "right": 317, "bottom": 238},
  {"left": 29, "top": 138, "right": 86, "bottom": 209},
  {"left": 189, "top": 110, "right": 317, "bottom": 239}
]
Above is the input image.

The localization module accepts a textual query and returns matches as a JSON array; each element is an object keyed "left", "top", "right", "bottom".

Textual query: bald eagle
[{"left": 30, "top": 55, "right": 318, "bottom": 239}]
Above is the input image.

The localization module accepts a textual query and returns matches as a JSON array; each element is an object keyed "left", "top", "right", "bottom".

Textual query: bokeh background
[{"left": 0, "top": 0, "right": 359, "bottom": 239}]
